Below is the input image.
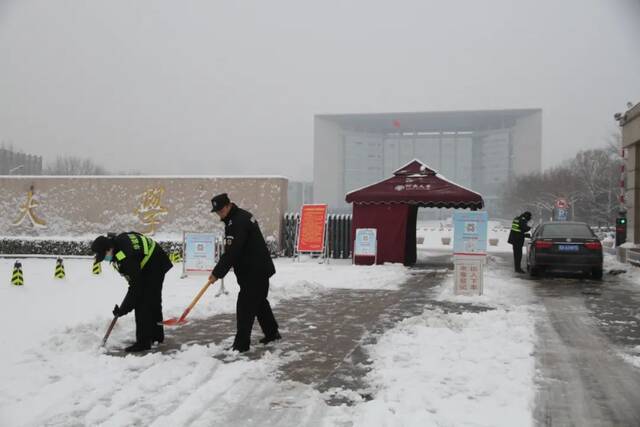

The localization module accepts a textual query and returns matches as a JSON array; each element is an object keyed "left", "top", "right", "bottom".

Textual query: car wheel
[
  {"left": 529, "top": 265, "right": 539, "bottom": 277},
  {"left": 592, "top": 267, "right": 603, "bottom": 280}
]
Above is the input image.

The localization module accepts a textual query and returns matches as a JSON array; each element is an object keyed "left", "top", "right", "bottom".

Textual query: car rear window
[{"left": 540, "top": 224, "right": 594, "bottom": 238}]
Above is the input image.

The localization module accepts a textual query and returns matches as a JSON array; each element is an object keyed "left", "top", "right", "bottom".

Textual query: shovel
[
  {"left": 164, "top": 279, "right": 214, "bottom": 326},
  {"left": 101, "top": 316, "right": 118, "bottom": 347}
]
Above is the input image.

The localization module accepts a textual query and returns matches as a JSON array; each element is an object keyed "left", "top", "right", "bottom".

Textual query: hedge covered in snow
[{"left": 0, "top": 238, "right": 183, "bottom": 257}]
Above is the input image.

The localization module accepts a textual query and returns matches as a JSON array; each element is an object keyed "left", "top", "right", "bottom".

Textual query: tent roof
[{"left": 345, "top": 159, "right": 484, "bottom": 209}]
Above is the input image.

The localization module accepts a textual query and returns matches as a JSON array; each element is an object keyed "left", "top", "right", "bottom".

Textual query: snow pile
[
  {"left": 348, "top": 307, "right": 536, "bottom": 426},
  {"left": 328, "top": 264, "right": 538, "bottom": 426},
  {"left": 1, "top": 338, "right": 297, "bottom": 426}
]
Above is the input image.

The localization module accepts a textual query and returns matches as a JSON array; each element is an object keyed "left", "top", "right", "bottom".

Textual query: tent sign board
[
  {"left": 295, "top": 204, "right": 328, "bottom": 257},
  {"left": 182, "top": 232, "right": 219, "bottom": 276},
  {"left": 453, "top": 211, "right": 487, "bottom": 296},
  {"left": 354, "top": 228, "right": 377, "bottom": 261}
]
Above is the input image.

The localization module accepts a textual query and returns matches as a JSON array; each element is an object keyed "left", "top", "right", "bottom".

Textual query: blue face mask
[{"left": 103, "top": 254, "right": 113, "bottom": 262}]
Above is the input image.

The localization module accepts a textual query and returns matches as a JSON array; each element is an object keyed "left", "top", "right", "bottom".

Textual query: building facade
[
  {"left": 314, "top": 110, "right": 542, "bottom": 215},
  {"left": 621, "top": 102, "right": 640, "bottom": 245}
]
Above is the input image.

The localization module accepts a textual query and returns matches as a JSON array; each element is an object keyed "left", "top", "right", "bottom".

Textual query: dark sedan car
[{"left": 526, "top": 221, "right": 603, "bottom": 279}]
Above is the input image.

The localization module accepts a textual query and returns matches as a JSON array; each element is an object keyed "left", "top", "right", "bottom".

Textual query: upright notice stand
[{"left": 294, "top": 204, "right": 328, "bottom": 263}]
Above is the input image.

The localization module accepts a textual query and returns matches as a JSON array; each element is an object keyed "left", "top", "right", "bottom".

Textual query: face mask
[{"left": 103, "top": 254, "right": 113, "bottom": 262}]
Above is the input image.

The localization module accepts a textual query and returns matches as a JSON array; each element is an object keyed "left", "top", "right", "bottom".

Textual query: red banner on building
[{"left": 297, "top": 204, "right": 328, "bottom": 253}]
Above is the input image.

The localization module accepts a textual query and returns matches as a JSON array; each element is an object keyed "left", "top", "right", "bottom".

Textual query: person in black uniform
[
  {"left": 207, "top": 193, "right": 281, "bottom": 352},
  {"left": 91, "top": 232, "right": 173, "bottom": 352},
  {"left": 507, "top": 211, "right": 532, "bottom": 273}
]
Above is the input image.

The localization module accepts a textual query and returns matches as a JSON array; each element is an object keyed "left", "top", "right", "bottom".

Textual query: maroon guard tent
[{"left": 345, "top": 159, "right": 484, "bottom": 265}]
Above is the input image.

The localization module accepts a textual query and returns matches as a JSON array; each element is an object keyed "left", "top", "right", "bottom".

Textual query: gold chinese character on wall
[
  {"left": 134, "top": 187, "right": 168, "bottom": 235},
  {"left": 13, "top": 185, "right": 47, "bottom": 228}
]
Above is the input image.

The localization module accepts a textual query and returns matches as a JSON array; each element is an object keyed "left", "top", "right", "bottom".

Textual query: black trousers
[
  {"left": 512, "top": 243, "right": 524, "bottom": 271},
  {"left": 233, "top": 278, "right": 279, "bottom": 351},
  {"left": 134, "top": 274, "right": 165, "bottom": 344}
]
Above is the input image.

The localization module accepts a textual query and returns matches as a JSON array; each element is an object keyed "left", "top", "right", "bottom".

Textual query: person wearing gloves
[{"left": 91, "top": 232, "right": 173, "bottom": 352}]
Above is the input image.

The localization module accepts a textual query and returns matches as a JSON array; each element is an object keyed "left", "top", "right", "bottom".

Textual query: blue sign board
[
  {"left": 183, "top": 232, "right": 218, "bottom": 273},
  {"left": 554, "top": 208, "right": 568, "bottom": 221},
  {"left": 453, "top": 211, "right": 488, "bottom": 255},
  {"left": 354, "top": 228, "right": 377, "bottom": 257}
]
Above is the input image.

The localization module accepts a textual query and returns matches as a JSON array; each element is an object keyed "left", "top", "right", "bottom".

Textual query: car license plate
[{"left": 558, "top": 244, "right": 579, "bottom": 252}]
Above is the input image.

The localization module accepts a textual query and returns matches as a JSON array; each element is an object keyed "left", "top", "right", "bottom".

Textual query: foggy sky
[{"left": 1, "top": 0, "right": 639, "bottom": 180}]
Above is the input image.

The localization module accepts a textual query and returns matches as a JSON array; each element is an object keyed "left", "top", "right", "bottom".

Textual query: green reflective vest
[
  {"left": 114, "top": 233, "right": 156, "bottom": 270},
  {"left": 511, "top": 218, "right": 522, "bottom": 233}
]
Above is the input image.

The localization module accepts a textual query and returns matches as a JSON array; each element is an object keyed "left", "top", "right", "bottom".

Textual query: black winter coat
[
  {"left": 212, "top": 204, "right": 275, "bottom": 285},
  {"left": 111, "top": 232, "right": 173, "bottom": 315}
]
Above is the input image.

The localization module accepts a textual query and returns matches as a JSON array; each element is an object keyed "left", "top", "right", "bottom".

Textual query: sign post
[
  {"left": 182, "top": 231, "right": 228, "bottom": 295},
  {"left": 295, "top": 204, "right": 328, "bottom": 261},
  {"left": 452, "top": 211, "right": 488, "bottom": 295},
  {"left": 182, "top": 232, "right": 218, "bottom": 277},
  {"left": 353, "top": 228, "right": 377, "bottom": 265},
  {"left": 553, "top": 198, "right": 570, "bottom": 221}
]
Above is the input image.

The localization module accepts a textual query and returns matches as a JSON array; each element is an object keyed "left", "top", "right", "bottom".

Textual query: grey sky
[{"left": 1, "top": 0, "right": 639, "bottom": 180}]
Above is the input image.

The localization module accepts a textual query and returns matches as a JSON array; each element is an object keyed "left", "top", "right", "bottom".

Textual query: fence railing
[{"left": 282, "top": 213, "right": 352, "bottom": 259}]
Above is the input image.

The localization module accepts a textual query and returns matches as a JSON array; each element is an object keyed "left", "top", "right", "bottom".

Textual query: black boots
[
  {"left": 259, "top": 332, "right": 282, "bottom": 345},
  {"left": 125, "top": 341, "right": 151, "bottom": 352}
]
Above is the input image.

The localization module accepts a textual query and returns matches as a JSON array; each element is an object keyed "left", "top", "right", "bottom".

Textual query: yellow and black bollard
[
  {"left": 54, "top": 257, "right": 66, "bottom": 279},
  {"left": 92, "top": 260, "right": 102, "bottom": 275},
  {"left": 11, "top": 261, "right": 24, "bottom": 286}
]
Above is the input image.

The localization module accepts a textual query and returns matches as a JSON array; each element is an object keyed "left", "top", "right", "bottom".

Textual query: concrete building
[
  {"left": 314, "top": 109, "right": 542, "bottom": 215},
  {"left": 620, "top": 102, "right": 640, "bottom": 246}
]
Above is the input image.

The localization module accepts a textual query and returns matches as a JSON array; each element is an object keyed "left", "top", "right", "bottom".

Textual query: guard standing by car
[
  {"left": 508, "top": 211, "right": 532, "bottom": 273},
  {"left": 208, "top": 193, "right": 281, "bottom": 352},
  {"left": 91, "top": 232, "right": 173, "bottom": 352}
]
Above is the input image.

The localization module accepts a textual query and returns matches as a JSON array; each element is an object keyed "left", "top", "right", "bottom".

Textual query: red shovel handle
[{"left": 165, "top": 280, "right": 213, "bottom": 325}]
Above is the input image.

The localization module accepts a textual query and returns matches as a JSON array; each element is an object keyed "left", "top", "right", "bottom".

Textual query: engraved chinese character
[
  {"left": 13, "top": 186, "right": 47, "bottom": 228},
  {"left": 134, "top": 187, "right": 168, "bottom": 235}
]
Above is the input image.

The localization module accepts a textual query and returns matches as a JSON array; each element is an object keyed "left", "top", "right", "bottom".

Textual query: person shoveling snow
[
  {"left": 207, "top": 193, "right": 281, "bottom": 352},
  {"left": 91, "top": 232, "right": 173, "bottom": 352}
]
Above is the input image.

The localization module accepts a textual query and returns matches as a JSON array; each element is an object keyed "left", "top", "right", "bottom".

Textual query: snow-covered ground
[
  {"left": 0, "top": 257, "right": 407, "bottom": 425},
  {"left": 328, "top": 266, "right": 538, "bottom": 426},
  {"left": 0, "top": 253, "right": 540, "bottom": 426}
]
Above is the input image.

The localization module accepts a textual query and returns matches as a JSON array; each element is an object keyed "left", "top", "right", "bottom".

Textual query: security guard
[
  {"left": 208, "top": 193, "right": 280, "bottom": 352},
  {"left": 508, "top": 211, "right": 532, "bottom": 273},
  {"left": 91, "top": 232, "right": 173, "bottom": 352}
]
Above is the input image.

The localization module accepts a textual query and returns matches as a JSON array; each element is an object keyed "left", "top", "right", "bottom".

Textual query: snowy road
[{"left": 527, "top": 269, "right": 640, "bottom": 427}]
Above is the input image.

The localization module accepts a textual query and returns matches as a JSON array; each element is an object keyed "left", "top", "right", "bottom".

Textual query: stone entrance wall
[{"left": 0, "top": 176, "right": 287, "bottom": 243}]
